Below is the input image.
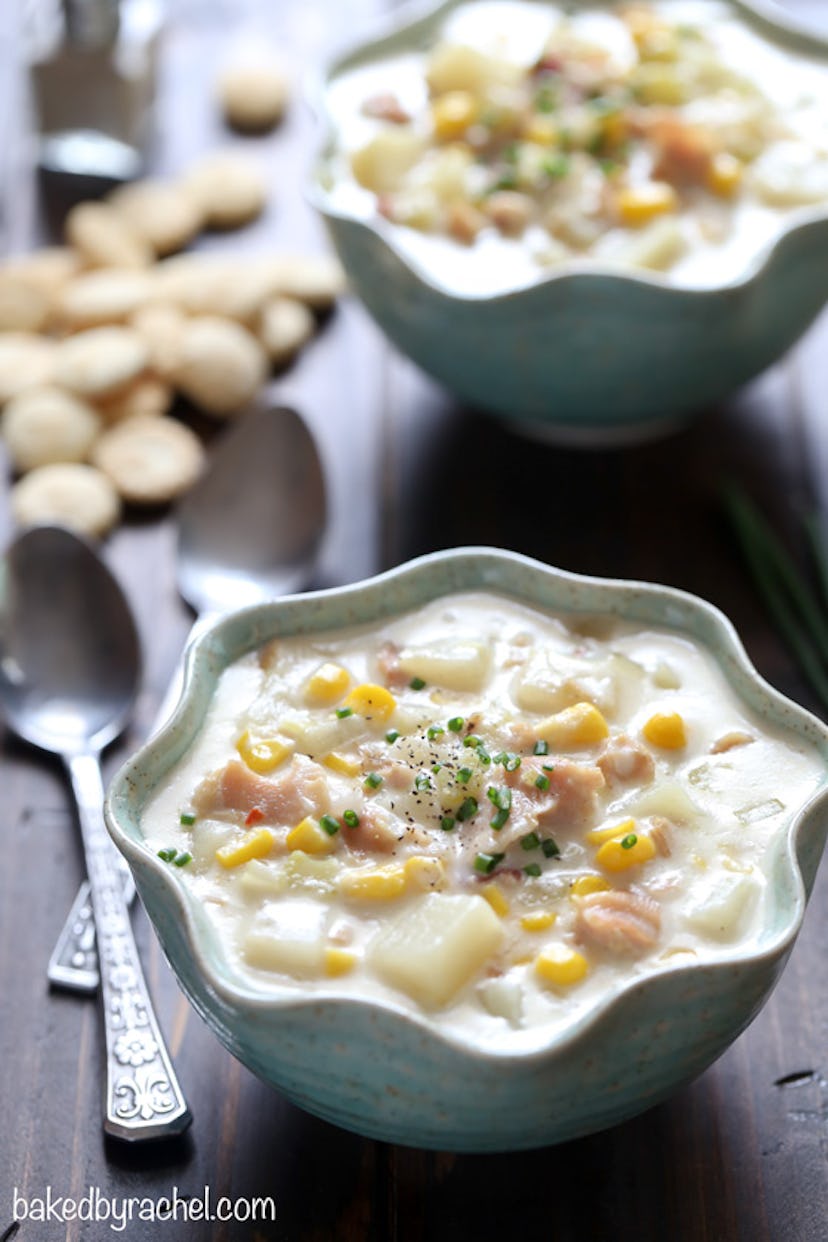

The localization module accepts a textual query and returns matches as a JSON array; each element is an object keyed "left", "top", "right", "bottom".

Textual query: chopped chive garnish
[
  {"left": 343, "top": 809, "right": 360, "bottom": 829},
  {"left": 474, "top": 851, "right": 505, "bottom": 875},
  {"left": 621, "top": 833, "right": 638, "bottom": 850},
  {"left": 432, "top": 763, "right": 442, "bottom": 773},
  {"left": 463, "top": 734, "right": 482, "bottom": 748},
  {"left": 533, "top": 739, "right": 549, "bottom": 756},
  {"left": 486, "top": 786, "right": 512, "bottom": 812},
  {"left": 364, "top": 772, "right": 383, "bottom": 790},
  {"left": 448, "top": 716, "right": 465, "bottom": 732},
  {"left": 336, "top": 706, "right": 353, "bottom": 719},
  {"left": 521, "top": 832, "right": 540, "bottom": 851},
  {"left": 440, "top": 815, "right": 456, "bottom": 832},
  {"left": 503, "top": 754, "right": 521, "bottom": 772},
  {"left": 457, "top": 767, "right": 473, "bottom": 784},
  {"left": 179, "top": 811, "right": 196, "bottom": 826},
  {"left": 457, "top": 796, "right": 479, "bottom": 822},
  {"left": 535, "top": 773, "right": 551, "bottom": 791},
  {"left": 173, "top": 850, "right": 192, "bottom": 867},
  {"left": 427, "top": 725, "right": 445, "bottom": 740},
  {"left": 477, "top": 748, "right": 491, "bottom": 765},
  {"left": 491, "top": 808, "right": 509, "bottom": 831},
  {"left": 409, "top": 676, "right": 426, "bottom": 690},
  {"left": 157, "top": 847, "right": 176, "bottom": 862},
  {"left": 523, "top": 863, "right": 542, "bottom": 877},
  {"left": 414, "top": 773, "right": 432, "bottom": 792},
  {"left": 491, "top": 751, "right": 508, "bottom": 765},
  {"left": 320, "top": 814, "right": 341, "bottom": 836},
  {"left": 542, "top": 838, "right": 561, "bottom": 859},
  {"left": 385, "top": 728, "right": 399, "bottom": 743}
]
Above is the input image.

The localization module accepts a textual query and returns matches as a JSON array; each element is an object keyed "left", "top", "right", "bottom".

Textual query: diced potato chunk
[
  {"left": 478, "top": 976, "right": 523, "bottom": 1025},
  {"left": 684, "top": 873, "right": 759, "bottom": 939},
  {"left": 397, "top": 640, "right": 492, "bottom": 692},
  {"left": 236, "top": 859, "right": 288, "bottom": 900},
  {"left": 369, "top": 892, "right": 503, "bottom": 1008},
  {"left": 351, "top": 128, "right": 426, "bottom": 193},
  {"left": 243, "top": 900, "right": 329, "bottom": 976},
  {"left": 425, "top": 42, "right": 521, "bottom": 96}
]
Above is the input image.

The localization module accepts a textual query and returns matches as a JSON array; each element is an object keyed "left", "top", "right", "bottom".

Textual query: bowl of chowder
[
  {"left": 312, "top": 0, "right": 828, "bottom": 442},
  {"left": 106, "top": 549, "right": 828, "bottom": 1150}
]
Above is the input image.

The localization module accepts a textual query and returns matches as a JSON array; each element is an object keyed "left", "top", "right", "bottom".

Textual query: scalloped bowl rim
[
  {"left": 106, "top": 548, "right": 828, "bottom": 1065},
  {"left": 308, "top": 0, "right": 828, "bottom": 302}
]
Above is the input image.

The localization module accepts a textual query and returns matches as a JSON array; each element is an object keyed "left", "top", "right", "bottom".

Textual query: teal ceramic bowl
[
  {"left": 310, "top": 0, "right": 828, "bottom": 444},
  {"left": 105, "top": 549, "right": 828, "bottom": 1151}
]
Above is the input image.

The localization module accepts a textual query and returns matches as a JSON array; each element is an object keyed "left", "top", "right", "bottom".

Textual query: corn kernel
[
  {"left": 523, "top": 116, "right": 559, "bottom": 145},
  {"left": 706, "top": 152, "right": 743, "bottom": 198},
  {"left": 480, "top": 883, "right": 510, "bottom": 918},
  {"left": 286, "top": 816, "right": 337, "bottom": 855},
  {"left": 643, "top": 711, "right": 687, "bottom": 749},
  {"left": 216, "top": 827, "right": 275, "bottom": 869},
  {"left": 431, "top": 90, "right": 477, "bottom": 140},
  {"left": 601, "top": 112, "right": 628, "bottom": 149},
  {"left": 324, "top": 947, "right": 358, "bottom": 977},
  {"left": 571, "top": 874, "right": 610, "bottom": 897},
  {"left": 596, "top": 832, "right": 657, "bottom": 872},
  {"left": 236, "top": 730, "right": 294, "bottom": 775},
  {"left": 536, "top": 701, "right": 609, "bottom": 748},
  {"left": 305, "top": 661, "right": 351, "bottom": 706},
  {"left": 535, "top": 945, "right": 589, "bottom": 988},
  {"left": 617, "top": 181, "right": 678, "bottom": 227},
  {"left": 339, "top": 864, "right": 407, "bottom": 901},
  {"left": 343, "top": 682, "right": 396, "bottom": 720},
  {"left": 586, "top": 818, "right": 637, "bottom": 846},
  {"left": 520, "top": 910, "right": 557, "bottom": 932},
  {"left": 404, "top": 855, "right": 447, "bottom": 891},
  {"left": 323, "top": 752, "right": 361, "bottom": 777}
]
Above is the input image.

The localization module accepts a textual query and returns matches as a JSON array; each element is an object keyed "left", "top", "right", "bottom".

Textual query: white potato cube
[
  {"left": 243, "top": 899, "right": 328, "bottom": 976},
  {"left": 478, "top": 976, "right": 524, "bottom": 1026},
  {"left": 684, "top": 873, "right": 759, "bottom": 940},
  {"left": 350, "top": 129, "right": 426, "bottom": 194},
  {"left": 369, "top": 892, "right": 503, "bottom": 1008},
  {"left": 425, "top": 42, "right": 521, "bottom": 95},
  {"left": 236, "top": 860, "right": 288, "bottom": 901},
  {"left": 397, "top": 640, "right": 492, "bottom": 692}
]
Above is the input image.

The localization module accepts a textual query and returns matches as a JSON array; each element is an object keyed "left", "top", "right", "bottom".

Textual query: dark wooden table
[{"left": 1, "top": 1, "right": 827, "bottom": 1238}]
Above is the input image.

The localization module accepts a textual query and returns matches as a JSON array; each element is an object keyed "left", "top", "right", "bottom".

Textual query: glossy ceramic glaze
[
  {"left": 105, "top": 549, "right": 828, "bottom": 1150},
  {"left": 310, "top": 0, "right": 828, "bottom": 444}
]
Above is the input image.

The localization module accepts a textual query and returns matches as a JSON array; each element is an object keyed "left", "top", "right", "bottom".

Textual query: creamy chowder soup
[
  {"left": 143, "top": 592, "right": 823, "bottom": 1049},
  {"left": 323, "top": 0, "right": 828, "bottom": 291}
]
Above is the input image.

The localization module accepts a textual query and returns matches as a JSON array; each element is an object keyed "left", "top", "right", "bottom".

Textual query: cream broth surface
[
  {"left": 322, "top": 0, "right": 828, "bottom": 292},
  {"left": 142, "top": 592, "right": 824, "bottom": 1050}
]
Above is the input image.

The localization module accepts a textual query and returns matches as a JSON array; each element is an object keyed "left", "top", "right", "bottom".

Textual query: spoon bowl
[
  {"left": 177, "top": 400, "right": 328, "bottom": 615},
  {"left": 0, "top": 527, "right": 140, "bottom": 753}
]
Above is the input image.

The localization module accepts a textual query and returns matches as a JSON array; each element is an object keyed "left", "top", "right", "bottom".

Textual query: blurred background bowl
[{"left": 310, "top": 0, "right": 828, "bottom": 445}]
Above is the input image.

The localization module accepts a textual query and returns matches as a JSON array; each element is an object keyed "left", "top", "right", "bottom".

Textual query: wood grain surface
[{"left": 1, "top": 1, "right": 826, "bottom": 1239}]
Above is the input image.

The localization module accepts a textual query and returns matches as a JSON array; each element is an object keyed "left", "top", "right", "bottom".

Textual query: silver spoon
[
  {"left": 0, "top": 525, "right": 191, "bottom": 1141},
  {"left": 54, "top": 399, "right": 327, "bottom": 992}
]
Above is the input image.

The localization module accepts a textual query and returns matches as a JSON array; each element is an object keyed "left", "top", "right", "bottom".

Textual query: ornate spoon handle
[
  {"left": 50, "top": 615, "right": 212, "bottom": 993},
  {"left": 68, "top": 751, "right": 191, "bottom": 1141}
]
